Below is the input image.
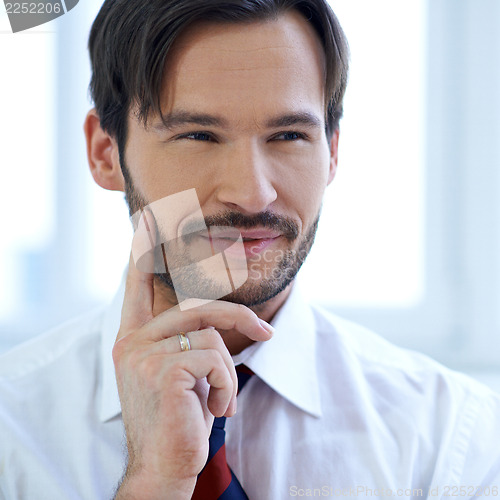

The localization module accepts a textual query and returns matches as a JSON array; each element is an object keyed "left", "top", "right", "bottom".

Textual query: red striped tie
[{"left": 192, "top": 365, "right": 254, "bottom": 500}]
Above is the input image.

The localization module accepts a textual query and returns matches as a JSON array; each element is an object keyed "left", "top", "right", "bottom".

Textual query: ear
[
  {"left": 84, "top": 109, "right": 125, "bottom": 191},
  {"left": 327, "top": 129, "right": 339, "bottom": 186}
]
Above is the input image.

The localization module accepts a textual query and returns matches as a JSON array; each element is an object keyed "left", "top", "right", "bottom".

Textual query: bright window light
[
  {"left": 300, "top": 0, "right": 426, "bottom": 308},
  {"left": 0, "top": 10, "right": 56, "bottom": 317}
]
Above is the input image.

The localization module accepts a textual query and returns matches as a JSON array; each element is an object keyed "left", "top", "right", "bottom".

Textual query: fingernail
[{"left": 258, "top": 318, "right": 274, "bottom": 336}]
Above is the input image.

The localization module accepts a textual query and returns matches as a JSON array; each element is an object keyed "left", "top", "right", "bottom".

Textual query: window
[
  {"left": 0, "top": 9, "right": 56, "bottom": 339},
  {"left": 0, "top": 0, "right": 129, "bottom": 350},
  {"left": 302, "top": 0, "right": 426, "bottom": 309},
  {"left": 302, "top": 1, "right": 500, "bottom": 385}
]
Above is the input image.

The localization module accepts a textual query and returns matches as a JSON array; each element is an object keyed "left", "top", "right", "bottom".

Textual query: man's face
[{"left": 123, "top": 11, "right": 337, "bottom": 307}]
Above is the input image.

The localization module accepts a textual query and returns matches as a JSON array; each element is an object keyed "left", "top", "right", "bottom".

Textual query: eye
[
  {"left": 272, "top": 131, "right": 307, "bottom": 141},
  {"left": 178, "top": 132, "right": 214, "bottom": 142}
]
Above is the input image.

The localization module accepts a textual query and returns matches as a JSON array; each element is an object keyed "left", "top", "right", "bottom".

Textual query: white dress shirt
[{"left": 1, "top": 277, "right": 500, "bottom": 500}]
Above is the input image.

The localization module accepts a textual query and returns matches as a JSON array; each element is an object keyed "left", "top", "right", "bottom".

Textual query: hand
[{"left": 113, "top": 211, "right": 273, "bottom": 499}]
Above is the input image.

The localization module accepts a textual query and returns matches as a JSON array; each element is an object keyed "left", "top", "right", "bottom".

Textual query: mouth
[{"left": 198, "top": 227, "right": 282, "bottom": 257}]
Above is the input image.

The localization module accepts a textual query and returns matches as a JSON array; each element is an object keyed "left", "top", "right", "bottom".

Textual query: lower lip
[
  {"left": 204, "top": 236, "right": 281, "bottom": 258},
  {"left": 241, "top": 237, "right": 280, "bottom": 257}
]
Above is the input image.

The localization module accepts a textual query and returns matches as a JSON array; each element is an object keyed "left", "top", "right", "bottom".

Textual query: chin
[
  {"left": 154, "top": 263, "right": 298, "bottom": 308},
  {"left": 219, "top": 276, "right": 295, "bottom": 307}
]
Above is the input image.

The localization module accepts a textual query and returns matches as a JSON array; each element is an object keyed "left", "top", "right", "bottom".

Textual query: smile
[{"left": 198, "top": 228, "right": 282, "bottom": 258}]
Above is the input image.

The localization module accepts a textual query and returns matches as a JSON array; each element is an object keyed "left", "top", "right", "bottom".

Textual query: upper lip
[{"left": 200, "top": 228, "right": 282, "bottom": 240}]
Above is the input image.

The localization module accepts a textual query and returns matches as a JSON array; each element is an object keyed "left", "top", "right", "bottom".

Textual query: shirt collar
[
  {"left": 232, "top": 281, "right": 322, "bottom": 418},
  {"left": 99, "top": 276, "right": 322, "bottom": 422}
]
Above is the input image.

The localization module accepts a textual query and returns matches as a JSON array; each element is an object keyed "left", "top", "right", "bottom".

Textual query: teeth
[{"left": 208, "top": 235, "right": 265, "bottom": 242}]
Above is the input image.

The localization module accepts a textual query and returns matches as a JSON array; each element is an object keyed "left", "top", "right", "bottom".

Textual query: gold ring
[{"left": 178, "top": 332, "right": 191, "bottom": 352}]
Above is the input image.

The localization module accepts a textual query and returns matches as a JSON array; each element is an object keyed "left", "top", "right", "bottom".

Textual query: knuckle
[
  {"left": 112, "top": 337, "right": 127, "bottom": 363},
  {"left": 204, "top": 328, "right": 223, "bottom": 346},
  {"left": 135, "top": 356, "right": 168, "bottom": 391},
  {"left": 164, "top": 365, "right": 192, "bottom": 389},
  {"left": 136, "top": 357, "right": 157, "bottom": 381},
  {"left": 206, "top": 348, "right": 224, "bottom": 366},
  {"left": 234, "top": 303, "right": 252, "bottom": 320},
  {"left": 183, "top": 310, "right": 204, "bottom": 330},
  {"left": 235, "top": 303, "right": 247, "bottom": 314}
]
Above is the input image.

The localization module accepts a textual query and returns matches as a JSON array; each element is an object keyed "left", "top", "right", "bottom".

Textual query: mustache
[{"left": 182, "top": 211, "right": 299, "bottom": 242}]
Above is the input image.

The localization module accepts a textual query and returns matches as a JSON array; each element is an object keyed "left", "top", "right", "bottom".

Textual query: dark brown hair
[{"left": 88, "top": 0, "right": 349, "bottom": 153}]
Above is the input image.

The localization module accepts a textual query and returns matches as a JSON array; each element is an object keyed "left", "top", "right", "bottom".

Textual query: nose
[{"left": 215, "top": 141, "right": 278, "bottom": 214}]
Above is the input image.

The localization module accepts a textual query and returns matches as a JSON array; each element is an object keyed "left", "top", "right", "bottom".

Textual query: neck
[{"left": 151, "top": 278, "right": 292, "bottom": 355}]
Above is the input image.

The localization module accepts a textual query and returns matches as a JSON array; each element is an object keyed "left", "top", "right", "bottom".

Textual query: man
[{"left": 1, "top": 0, "right": 500, "bottom": 499}]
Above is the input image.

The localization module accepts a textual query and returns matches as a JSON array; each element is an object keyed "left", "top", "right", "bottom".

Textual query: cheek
[
  {"left": 126, "top": 144, "right": 197, "bottom": 201},
  {"left": 277, "top": 148, "right": 330, "bottom": 211}
]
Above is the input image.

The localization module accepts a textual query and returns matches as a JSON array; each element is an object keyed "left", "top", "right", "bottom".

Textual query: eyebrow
[
  {"left": 152, "top": 111, "right": 229, "bottom": 131},
  {"left": 265, "top": 112, "right": 323, "bottom": 130},
  {"left": 152, "top": 110, "right": 323, "bottom": 131}
]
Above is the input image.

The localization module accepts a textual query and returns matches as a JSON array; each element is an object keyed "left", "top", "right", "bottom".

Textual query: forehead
[{"left": 159, "top": 11, "right": 327, "bottom": 122}]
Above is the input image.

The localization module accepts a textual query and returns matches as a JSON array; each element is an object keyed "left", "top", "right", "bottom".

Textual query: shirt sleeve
[{"left": 457, "top": 389, "right": 500, "bottom": 489}]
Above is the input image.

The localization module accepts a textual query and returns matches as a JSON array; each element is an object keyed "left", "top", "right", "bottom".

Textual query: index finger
[{"left": 148, "top": 300, "right": 274, "bottom": 343}]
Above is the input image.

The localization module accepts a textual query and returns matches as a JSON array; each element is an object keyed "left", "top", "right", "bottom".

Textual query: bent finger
[
  {"left": 145, "top": 301, "right": 274, "bottom": 344},
  {"left": 149, "top": 328, "right": 238, "bottom": 415}
]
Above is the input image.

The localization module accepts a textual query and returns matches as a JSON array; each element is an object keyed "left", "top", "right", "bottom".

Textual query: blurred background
[{"left": 1, "top": 0, "right": 499, "bottom": 390}]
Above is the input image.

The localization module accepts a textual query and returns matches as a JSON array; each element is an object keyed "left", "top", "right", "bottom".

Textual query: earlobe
[
  {"left": 327, "top": 129, "right": 339, "bottom": 186},
  {"left": 84, "top": 109, "right": 125, "bottom": 192}
]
